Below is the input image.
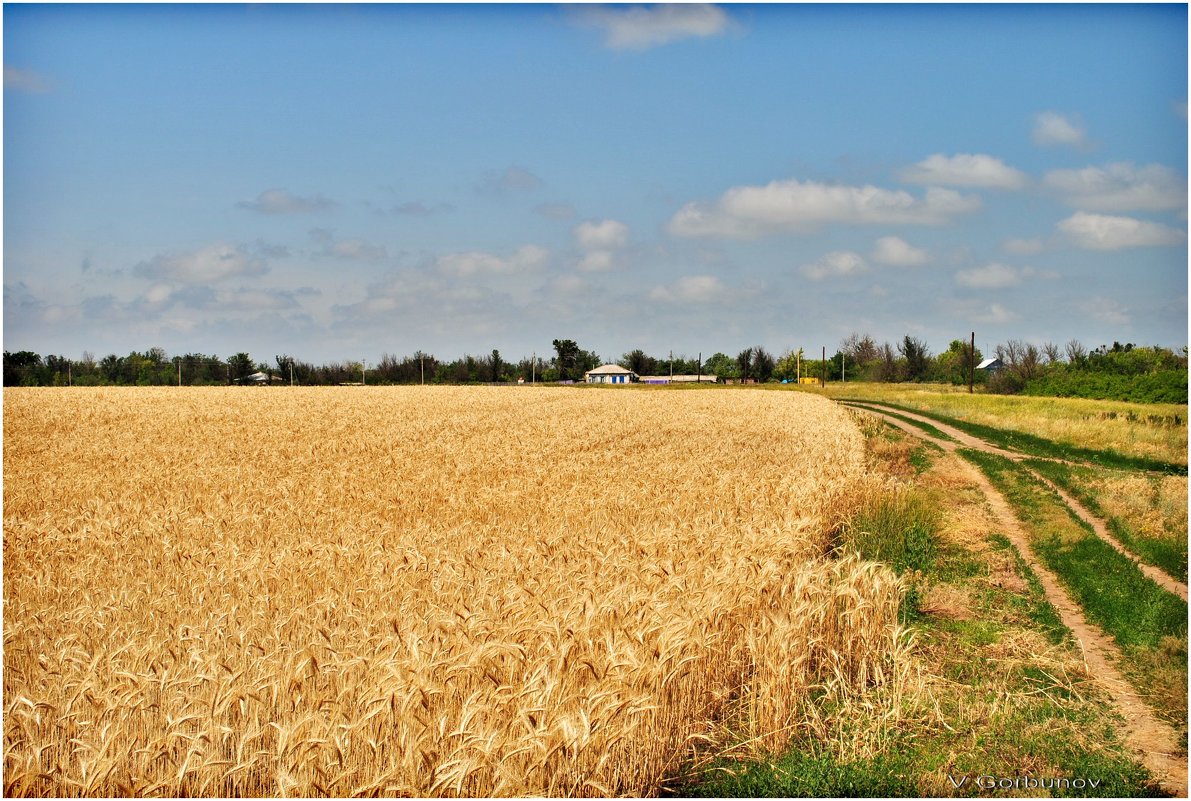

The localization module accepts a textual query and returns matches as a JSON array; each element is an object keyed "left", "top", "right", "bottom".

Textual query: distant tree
[
  {"left": 1042, "top": 342, "right": 1062, "bottom": 365},
  {"left": 3, "top": 351, "right": 41, "bottom": 386},
  {"left": 735, "top": 347, "right": 755, "bottom": 381},
  {"left": 776, "top": 350, "right": 798, "bottom": 382},
  {"left": 489, "top": 349, "right": 503, "bottom": 383},
  {"left": 621, "top": 348, "right": 657, "bottom": 376},
  {"left": 276, "top": 354, "right": 296, "bottom": 383},
  {"left": 228, "top": 353, "right": 254, "bottom": 383},
  {"left": 1065, "top": 339, "right": 1088, "bottom": 367},
  {"left": 552, "top": 339, "right": 580, "bottom": 381},
  {"left": 899, "top": 335, "right": 931, "bottom": 382},
  {"left": 876, "top": 342, "right": 899, "bottom": 382},
  {"left": 703, "top": 352, "right": 735, "bottom": 380},
  {"left": 933, "top": 339, "right": 982, "bottom": 385},
  {"left": 842, "top": 333, "right": 879, "bottom": 368},
  {"left": 752, "top": 346, "right": 775, "bottom": 383}
]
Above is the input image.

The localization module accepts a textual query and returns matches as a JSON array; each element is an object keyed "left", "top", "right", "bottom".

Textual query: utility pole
[
  {"left": 68, "top": 362, "right": 72, "bottom": 387},
  {"left": 969, "top": 331, "right": 976, "bottom": 394},
  {"left": 797, "top": 350, "right": 801, "bottom": 382},
  {"left": 697, "top": 352, "right": 701, "bottom": 383},
  {"left": 669, "top": 349, "right": 673, "bottom": 381},
  {"left": 531, "top": 352, "right": 536, "bottom": 385},
  {"left": 821, "top": 346, "right": 826, "bottom": 388},
  {"left": 177, "top": 358, "right": 181, "bottom": 387},
  {"left": 842, "top": 354, "right": 845, "bottom": 383},
  {"left": 289, "top": 361, "right": 294, "bottom": 387},
  {"left": 362, "top": 360, "right": 366, "bottom": 385},
  {"left": 420, "top": 355, "right": 425, "bottom": 385}
]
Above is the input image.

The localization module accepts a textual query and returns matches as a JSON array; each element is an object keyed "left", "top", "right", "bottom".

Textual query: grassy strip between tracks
[
  {"left": 844, "top": 399, "right": 1187, "bottom": 475},
  {"left": 960, "top": 448, "right": 1188, "bottom": 736},
  {"left": 1022, "top": 458, "right": 1188, "bottom": 584}
]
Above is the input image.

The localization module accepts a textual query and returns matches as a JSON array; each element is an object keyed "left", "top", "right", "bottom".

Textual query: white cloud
[
  {"left": 648, "top": 275, "right": 725, "bottom": 303},
  {"left": 573, "top": 219, "right": 629, "bottom": 272},
  {"left": 237, "top": 189, "right": 335, "bottom": 214},
  {"left": 1057, "top": 212, "right": 1186, "bottom": 250},
  {"left": 871, "top": 236, "right": 928, "bottom": 266},
  {"left": 900, "top": 153, "right": 1028, "bottom": 190},
  {"left": 975, "top": 303, "right": 1018, "bottom": 324},
  {"left": 957, "top": 264, "right": 1017, "bottom": 289},
  {"left": 800, "top": 251, "right": 868, "bottom": 281},
  {"left": 668, "top": 179, "right": 980, "bottom": 239},
  {"left": 548, "top": 274, "right": 589, "bottom": 295},
  {"left": 1081, "top": 296, "right": 1130, "bottom": 326},
  {"left": 577, "top": 251, "right": 617, "bottom": 272},
  {"left": 574, "top": 219, "right": 629, "bottom": 250},
  {"left": 1002, "top": 237, "right": 1046, "bottom": 255},
  {"left": 576, "top": 4, "right": 731, "bottom": 51},
  {"left": 4, "top": 66, "right": 51, "bottom": 93},
  {"left": 134, "top": 243, "right": 269, "bottom": 284},
  {"left": 1043, "top": 162, "right": 1186, "bottom": 212},
  {"left": 954, "top": 263, "right": 1049, "bottom": 289},
  {"left": 1032, "top": 111, "right": 1088, "bottom": 148},
  {"left": 434, "top": 245, "right": 549, "bottom": 276}
]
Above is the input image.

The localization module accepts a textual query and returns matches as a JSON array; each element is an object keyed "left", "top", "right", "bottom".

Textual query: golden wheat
[{"left": 4, "top": 386, "right": 904, "bottom": 796}]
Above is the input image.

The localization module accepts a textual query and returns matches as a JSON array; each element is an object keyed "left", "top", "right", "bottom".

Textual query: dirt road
[{"left": 843, "top": 401, "right": 1188, "bottom": 797}]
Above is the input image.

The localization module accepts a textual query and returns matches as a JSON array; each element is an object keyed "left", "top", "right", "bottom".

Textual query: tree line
[{"left": 5, "top": 335, "right": 1186, "bottom": 403}]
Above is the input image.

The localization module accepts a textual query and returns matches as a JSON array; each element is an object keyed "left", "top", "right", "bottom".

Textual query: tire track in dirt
[
  {"left": 843, "top": 403, "right": 1188, "bottom": 797},
  {"left": 842, "top": 401, "right": 1188, "bottom": 601}
]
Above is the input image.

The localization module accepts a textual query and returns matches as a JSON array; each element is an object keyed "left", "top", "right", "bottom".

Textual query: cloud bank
[
  {"left": 668, "top": 179, "right": 981, "bottom": 239},
  {"left": 576, "top": 4, "right": 731, "bottom": 51}
]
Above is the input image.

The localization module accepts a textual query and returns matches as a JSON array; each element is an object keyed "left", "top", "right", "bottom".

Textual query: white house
[
  {"left": 584, "top": 364, "right": 638, "bottom": 384},
  {"left": 976, "top": 358, "right": 1005, "bottom": 372}
]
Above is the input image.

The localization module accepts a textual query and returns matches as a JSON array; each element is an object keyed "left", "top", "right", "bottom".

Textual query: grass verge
[
  {"left": 961, "top": 448, "right": 1188, "bottom": 735},
  {"left": 840, "top": 401, "right": 958, "bottom": 443}
]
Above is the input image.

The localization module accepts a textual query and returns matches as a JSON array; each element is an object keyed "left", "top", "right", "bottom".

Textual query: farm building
[
  {"left": 976, "top": 358, "right": 1005, "bottom": 372},
  {"left": 584, "top": 364, "right": 638, "bottom": 384},
  {"left": 239, "top": 371, "right": 284, "bottom": 384},
  {"left": 639, "top": 374, "right": 716, "bottom": 385}
]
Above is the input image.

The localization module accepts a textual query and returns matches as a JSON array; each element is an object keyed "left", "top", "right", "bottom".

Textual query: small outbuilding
[
  {"left": 639, "top": 374, "right": 716, "bottom": 385},
  {"left": 976, "top": 358, "right": 1005, "bottom": 372},
  {"left": 584, "top": 364, "right": 638, "bottom": 384}
]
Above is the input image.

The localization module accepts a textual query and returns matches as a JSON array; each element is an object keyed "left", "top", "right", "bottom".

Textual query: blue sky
[{"left": 4, "top": 3, "right": 1187, "bottom": 365}]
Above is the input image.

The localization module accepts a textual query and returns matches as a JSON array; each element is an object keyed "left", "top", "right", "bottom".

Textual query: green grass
[
  {"left": 863, "top": 400, "right": 1186, "bottom": 475},
  {"left": 987, "top": 532, "right": 1070, "bottom": 645},
  {"left": 961, "top": 448, "right": 1188, "bottom": 733},
  {"left": 668, "top": 746, "right": 918, "bottom": 798},
  {"left": 1023, "top": 458, "right": 1188, "bottom": 583},
  {"left": 837, "top": 488, "right": 939, "bottom": 621}
]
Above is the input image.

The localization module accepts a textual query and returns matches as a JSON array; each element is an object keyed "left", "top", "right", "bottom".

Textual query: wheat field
[{"left": 4, "top": 387, "right": 904, "bottom": 796}]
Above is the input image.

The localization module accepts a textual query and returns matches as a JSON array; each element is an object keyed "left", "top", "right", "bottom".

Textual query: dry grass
[
  {"left": 1090, "top": 473, "right": 1188, "bottom": 551},
  {"left": 822, "top": 383, "right": 1187, "bottom": 467},
  {"left": 4, "top": 387, "right": 907, "bottom": 797}
]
